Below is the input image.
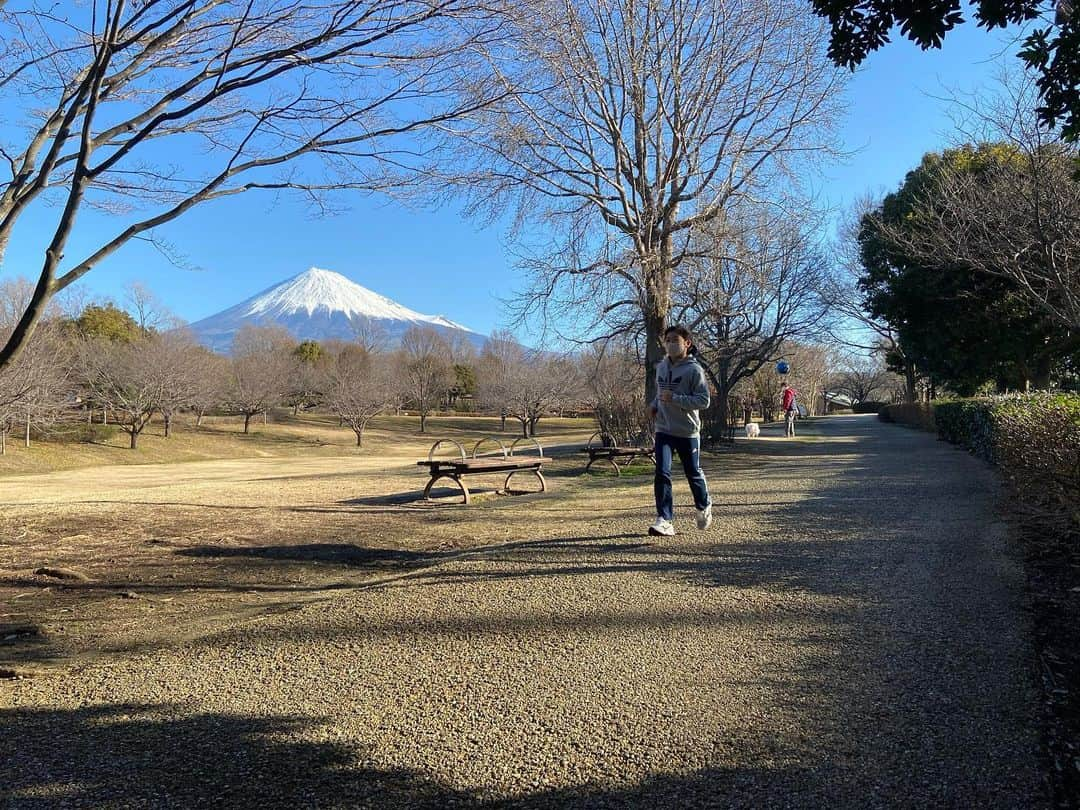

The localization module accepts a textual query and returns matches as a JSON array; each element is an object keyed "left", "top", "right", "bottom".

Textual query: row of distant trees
[
  {"left": 0, "top": 274, "right": 894, "bottom": 452},
  {"left": 0, "top": 278, "right": 594, "bottom": 448}
]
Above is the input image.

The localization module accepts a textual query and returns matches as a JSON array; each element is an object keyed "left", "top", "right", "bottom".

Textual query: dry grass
[
  {"left": 0, "top": 413, "right": 602, "bottom": 672},
  {"left": 0, "top": 411, "right": 590, "bottom": 476}
]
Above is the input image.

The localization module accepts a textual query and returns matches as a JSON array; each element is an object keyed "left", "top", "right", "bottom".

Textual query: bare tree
[
  {"left": 400, "top": 326, "right": 453, "bottom": 433},
  {"left": 322, "top": 343, "right": 398, "bottom": 446},
  {"left": 670, "top": 207, "right": 830, "bottom": 439},
  {"left": 821, "top": 200, "right": 924, "bottom": 403},
  {"left": 748, "top": 364, "right": 783, "bottom": 423},
  {"left": 831, "top": 357, "right": 890, "bottom": 405},
  {"left": 349, "top": 319, "right": 391, "bottom": 354},
  {"left": 225, "top": 325, "right": 294, "bottom": 434},
  {"left": 77, "top": 336, "right": 161, "bottom": 449},
  {"left": 783, "top": 342, "right": 836, "bottom": 416},
  {"left": 454, "top": 0, "right": 846, "bottom": 402},
  {"left": 580, "top": 339, "right": 649, "bottom": 444},
  {"left": 0, "top": 0, "right": 502, "bottom": 370},
  {"left": 189, "top": 348, "right": 230, "bottom": 428},
  {"left": 476, "top": 332, "right": 580, "bottom": 437},
  {"left": 148, "top": 329, "right": 207, "bottom": 437},
  {"left": 0, "top": 322, "right": 69, "bottom": 453},
  {"left": 124, "top": 281, "right": 178, "bottom": 335}
]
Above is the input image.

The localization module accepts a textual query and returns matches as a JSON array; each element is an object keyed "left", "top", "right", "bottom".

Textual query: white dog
[{"left": 744, "top": 422, "right": 760, "bottom": 438}]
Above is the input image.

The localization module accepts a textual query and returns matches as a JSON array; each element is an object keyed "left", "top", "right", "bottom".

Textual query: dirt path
[{"left": 2, "top": 416, "right": 1048, "bottom": 807}]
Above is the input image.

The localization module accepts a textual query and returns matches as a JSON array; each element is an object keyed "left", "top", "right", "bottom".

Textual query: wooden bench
[
  {"left": 580, "top": 432, "right": 655, "bottom": 476},
  {"left": 418, "top": 437, "right": 546, "bottom": 505}
]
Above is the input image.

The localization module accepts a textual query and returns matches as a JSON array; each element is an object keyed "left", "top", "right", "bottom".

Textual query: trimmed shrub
[
  {"left": 853, "top": 400, "right": 888, "bottom": 414},
  {"left": 934, "top": 399, "right": 996, "bottom": 459},
  {"left": 932, "top": 393, "right": 1079, "bottom": 534},
  {"left": 70, "top": 423, "right": 123, "bottom": 444},
  {"left": 879, "top": 403, "right": 936, "bottom": 431},
  {"left": 990, "top": 394, "right": 1080, "bottom": 532}
]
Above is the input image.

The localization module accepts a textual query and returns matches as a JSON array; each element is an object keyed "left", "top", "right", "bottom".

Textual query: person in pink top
[{"left": 781, "top": 383, "right": 799, "bottom": 437}]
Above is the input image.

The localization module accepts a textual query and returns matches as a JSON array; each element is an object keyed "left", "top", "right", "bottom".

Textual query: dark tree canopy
[
  {"left": 811, "top": 0, "right": 1080, "bottom": 139},
  {"left": 858, "top": 146, "right": 1078, "bottom": 393}
]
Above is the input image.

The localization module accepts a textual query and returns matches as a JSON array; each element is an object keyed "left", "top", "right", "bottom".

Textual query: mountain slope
[{"left": 189, "top": 268, "right": 486, "bottom": 353}]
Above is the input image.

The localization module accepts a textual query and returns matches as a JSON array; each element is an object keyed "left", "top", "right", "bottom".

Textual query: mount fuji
[{"left": 189, "top": 268, "right": 488, "bottom": 353}]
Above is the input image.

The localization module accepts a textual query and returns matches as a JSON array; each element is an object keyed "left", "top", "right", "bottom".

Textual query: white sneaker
[
  {"left": 696, "top": 504, "right": 713, "bottom": 530},
  {"left": 648, "top": 517, "right": 675, "bottom": 537}
]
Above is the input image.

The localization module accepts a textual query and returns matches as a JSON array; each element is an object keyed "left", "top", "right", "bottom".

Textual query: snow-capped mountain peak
[
  {"left": 244, "top": 267, "right": 429, "bottom": 321},
  {"left": 189, "top": 267, "right": 486, "bottom": 353}
]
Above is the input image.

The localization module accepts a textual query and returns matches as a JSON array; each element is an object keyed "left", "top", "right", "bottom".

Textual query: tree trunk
[
  {"left": 25, "top": 409, "right": 30, "bottom": 448},
  {"left": 1033, "top": 354, "right": 1052, "bottom": 390},
  {"left": 164, "top": 413, "right": 172, "bottom": 438},
  {"left": 419, "top": 412, "right": 427, "bottom": 433},
  {"left": 354, "top": 424, "right": 364, "bottom": 447},
  {"left": 2, "top": 428, "right": 6, "bottom": 455},
  {"left": 103, "top": 408, "right": 107, "bottom": 425},
  {"left": 703, "top": 384, "right": 731, "bottom": 444},
  {"left": 904, "top": 360, "right": 917, "bottom": 404},
  {"left": 243, "top": 413, "right": 252, "bottom": 434},
  {"left": 130, "top": 429, "right": 138, "bottom": 449},
  {"left": 528, "top": 416, "right": 539, "bottom": 437},
  {"left": 643, "top": 308, "right": 664, "bottom": 407},
  {"left": 196, "top": 410, "right": 204, "bottom": 427}
]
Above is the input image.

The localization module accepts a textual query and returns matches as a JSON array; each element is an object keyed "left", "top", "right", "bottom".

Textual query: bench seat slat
[{"left": 418, "top": 459, "right": 542, "bottom": 473}]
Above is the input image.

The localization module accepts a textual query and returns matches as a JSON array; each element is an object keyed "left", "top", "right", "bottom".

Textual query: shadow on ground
[{"left": 1, "top": 703, "right": 847, "bottom": 809}]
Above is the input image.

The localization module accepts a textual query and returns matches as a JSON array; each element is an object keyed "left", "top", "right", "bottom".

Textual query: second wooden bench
[{"left": 579, "top": 432, "right": 655, "bottom": 476}]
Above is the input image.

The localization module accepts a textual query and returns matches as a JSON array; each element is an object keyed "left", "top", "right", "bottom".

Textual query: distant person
[
  {"left": 781, "top": 382, "right": 799, "bottom": 437},
  {"left": 647, "top": 325, "right": 712, "bottom": 537}
]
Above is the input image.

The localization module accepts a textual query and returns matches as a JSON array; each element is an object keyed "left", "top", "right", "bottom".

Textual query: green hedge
[
  {"left": 984, "top": 394, "right": 1080, "bottom": 531},
  {"left": 879, "top": 403, "right": 937, "bottom": 432},
  {"left": 885, "top": 394, "right": 1079, "bottom": 533},
  {"left": 881, "top": 397, "right": 1075, "bottom": 533},
  {"left": 853, "top": 400, "right": 889, "bottom": 414}
]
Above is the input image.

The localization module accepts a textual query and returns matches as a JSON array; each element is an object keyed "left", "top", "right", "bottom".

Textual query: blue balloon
[{"left": 776, "top": 361, "right": 790, "bottom": 375}]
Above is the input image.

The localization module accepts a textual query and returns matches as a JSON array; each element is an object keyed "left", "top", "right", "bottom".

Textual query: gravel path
[{"left": 2, "top": 416, "right": 1048, "bottom": 808}]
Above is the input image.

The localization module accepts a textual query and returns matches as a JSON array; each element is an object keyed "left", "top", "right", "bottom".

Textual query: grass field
[
  {"left": 0, "top": 410, "right": 596, "bottom": 476},
  {"left": 0, "top": 412, "right": 808, "bottom": 677}
]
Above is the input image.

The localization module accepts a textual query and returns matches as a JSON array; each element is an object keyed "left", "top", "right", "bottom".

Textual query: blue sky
[{"left": 4, "top": 23, "right": 1021, "bottom": 340}]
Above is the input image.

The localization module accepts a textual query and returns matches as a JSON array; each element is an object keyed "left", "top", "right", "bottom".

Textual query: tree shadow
[
  {"left": 0, "top": 700, "right": 1014, "bottom": 808},
  {"left": 0, "top": 704, "right": 475, "bottom": 808},
  {"left": 176, "top": 543, "right": 432, "bottom": 569}
]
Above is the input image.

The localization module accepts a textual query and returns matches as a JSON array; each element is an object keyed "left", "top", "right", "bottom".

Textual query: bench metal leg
[
  {"left": 505, "top": 469, "right": 546, "bottom": 494},
  {"left": 423, "top": 473, "right": 470, "bottom": 505},
  {"left": 585, "top": 456, "right": 614, "bottom": 475}
]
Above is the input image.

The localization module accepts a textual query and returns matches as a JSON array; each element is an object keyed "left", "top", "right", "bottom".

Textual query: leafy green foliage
[
  {"left": 73, "top": 304, "right": 142, "bottom": 343},
  {"left": 858, "top": 145, "right": 1077, "bottom": 394},
  {"left": 934, "top": 393, "right": 1080, "bottom": 532},
  {"left": 293, "top": 340, "right": 324, "bottom": 364},
  {"left": 453, "top": 364, "right": 476, "bottom": 396}
]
